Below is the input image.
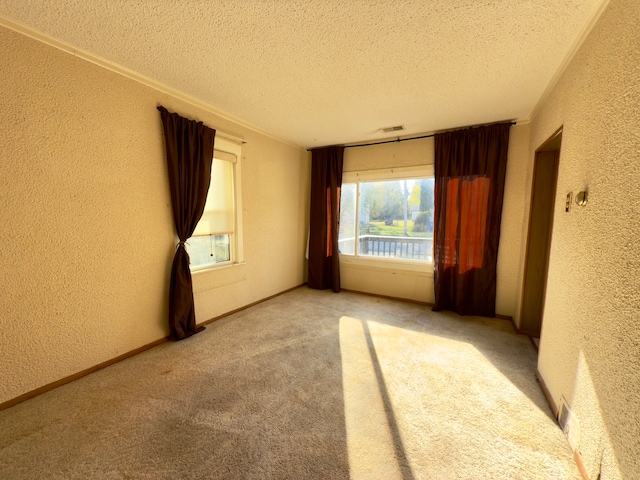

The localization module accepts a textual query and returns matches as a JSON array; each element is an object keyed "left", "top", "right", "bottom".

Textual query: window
[
  {"left": 339, "top": 166, "right": 434, "bottom": 264},
  {"left": 187, "top": 136, "right": 244, "bottom": 270}
]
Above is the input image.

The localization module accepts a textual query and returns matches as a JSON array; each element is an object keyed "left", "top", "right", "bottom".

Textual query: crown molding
[{"left": 0, "top": 14, "right": 304, "bottom": 150}]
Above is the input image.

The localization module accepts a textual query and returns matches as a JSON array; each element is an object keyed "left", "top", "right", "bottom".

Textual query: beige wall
[
  {"left": 496, "top": 124, "right": 531, "bottom": 322},
  {"left": 340, "top": 125, "right": 531, "bottom": 320},
  {"left": 0, "top": 26, "right": 309, "bottom": 405},
  {"left": 530, "top": 0, "right": 640, "bottom": 477},
  {"left": 340, "top": 138, "right": 435, "bottom": 303}
]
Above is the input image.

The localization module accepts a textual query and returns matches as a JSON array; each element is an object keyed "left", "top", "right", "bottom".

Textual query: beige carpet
[{"left": 0, "top": 287, "right": 580, "bottom": 479}]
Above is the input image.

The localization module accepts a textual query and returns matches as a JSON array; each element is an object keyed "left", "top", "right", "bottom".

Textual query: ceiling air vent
[{"left": 382, "top": 125, "right": 405, "bottom": 133}]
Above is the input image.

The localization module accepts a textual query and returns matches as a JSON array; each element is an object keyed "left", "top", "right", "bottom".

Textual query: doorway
[{"left": 519, "top": 128, "right": 562, "bottom": 338}]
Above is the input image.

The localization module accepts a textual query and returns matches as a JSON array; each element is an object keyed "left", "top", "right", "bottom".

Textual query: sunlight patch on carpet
[{"left": 340, "top": 315, "right": 406, "bottom": 479}]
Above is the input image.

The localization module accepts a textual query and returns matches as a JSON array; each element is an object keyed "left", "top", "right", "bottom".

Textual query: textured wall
[
  {"left": 0, "top": 26, "right": 308, "bottom": 405},
  {"left": 531, "top": 0, "right": 640, "bottom": 477},
  {"left": 191, "top": 132, "right": 310, "bottom": 322},
  {"left": 341, "top": 127, "right": 531, "bottom": 318},
  {"left": 496, "top": 124, "right": 531, "bottom": 322}
]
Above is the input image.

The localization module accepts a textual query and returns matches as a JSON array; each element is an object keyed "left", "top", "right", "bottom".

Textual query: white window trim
[
  {"left": 340, "top": 165, "right": 434, "bottom": 273},
  {"left": 342, "top": 164, "right": 434, "bottom": 183},
  {"left": 190, "top": 135, "right": 244, "bottom": 273},
  {"left": 340, "top": 254, "right": 433, "bottom": 274}
]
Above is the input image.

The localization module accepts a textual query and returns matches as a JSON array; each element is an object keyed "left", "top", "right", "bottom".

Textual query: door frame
[{"left": 518, "top": 127, "right": 562, "bottom": 337}]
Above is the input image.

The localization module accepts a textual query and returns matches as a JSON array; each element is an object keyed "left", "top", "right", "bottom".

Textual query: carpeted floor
[{"left": 0, "top": 287, "right": 580, "bottom": 479}]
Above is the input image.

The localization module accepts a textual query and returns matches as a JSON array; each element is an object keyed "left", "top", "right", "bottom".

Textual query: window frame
[
  {"left": 339, "top": 165, "right": 434, "bottom": 272},
  {"left": 189, "top": 135, "right": 244, "bottom": 273}
]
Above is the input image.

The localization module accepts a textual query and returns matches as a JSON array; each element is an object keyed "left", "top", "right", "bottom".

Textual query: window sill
[
  {"left": 190, "top": 261, "right": 246, "bottom": 275},
  {"left": 339, "top": 255, "right": 433, "bottom": 276}
]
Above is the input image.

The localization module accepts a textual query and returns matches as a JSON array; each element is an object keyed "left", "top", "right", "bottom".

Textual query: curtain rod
[{"left": 307, "top": 121, "right": 517, "bottom": 151}]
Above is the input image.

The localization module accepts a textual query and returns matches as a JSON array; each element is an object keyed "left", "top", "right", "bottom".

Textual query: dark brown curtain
[
  {"left": 158, "top": 106, "right": 215, "bottom": 340},
  {"left": 433, "top": 123, "right": 511, "bottom": 317},
  {"left": 308, "top": 146, "right": 344, "bottom": 292}
]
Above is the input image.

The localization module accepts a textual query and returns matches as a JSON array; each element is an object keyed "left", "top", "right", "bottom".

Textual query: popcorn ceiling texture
[
  {"left": 0, "top": 26, "right": 308, "bottom": 405},
  {"left": 530, "top": 0, "right": 640, "bottom": 477},
  {"left": 0, "top": 0, "right": 605, "bottom": 147}
]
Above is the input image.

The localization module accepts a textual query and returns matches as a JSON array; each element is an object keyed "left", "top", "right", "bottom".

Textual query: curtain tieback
[{"left": 176, "top": 241, "right": 190, "bottom": 264}]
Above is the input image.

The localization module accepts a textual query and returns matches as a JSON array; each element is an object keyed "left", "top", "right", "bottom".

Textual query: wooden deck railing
[{"left": 339, "top": 235, "right": 432, "bottom": 261}]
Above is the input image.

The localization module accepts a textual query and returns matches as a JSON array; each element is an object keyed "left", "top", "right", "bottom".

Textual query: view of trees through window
[{"left": 339, "top": 177, "right": 434, "bottom": 262}]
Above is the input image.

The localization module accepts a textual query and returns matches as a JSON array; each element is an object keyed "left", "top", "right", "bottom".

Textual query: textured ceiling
[{"left": 0, "top": 0, "right": 606, "bottom": 147}]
